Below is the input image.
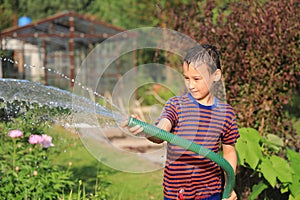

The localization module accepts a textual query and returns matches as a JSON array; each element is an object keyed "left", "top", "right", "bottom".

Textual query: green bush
[
  {"left": 235, "top": 128, "right": 300, "bottom": 199},
  {"left": 0, "top": 125, "right": 74, "bottom": 199}
]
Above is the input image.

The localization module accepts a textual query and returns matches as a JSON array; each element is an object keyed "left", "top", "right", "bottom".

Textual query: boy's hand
[
  {"left": 223, "top": 190, "right": 237, "bottom": 200},
  {"left": 121, "top": 114, "right": 144, "bottom": 136}
]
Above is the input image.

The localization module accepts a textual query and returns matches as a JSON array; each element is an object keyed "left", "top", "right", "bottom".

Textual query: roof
[{"left": 0, "top": 11, "right": 125, "bottom": 51}]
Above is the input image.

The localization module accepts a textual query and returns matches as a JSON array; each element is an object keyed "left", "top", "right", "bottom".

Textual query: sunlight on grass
[
  {"left": 109, "top": 170, "right": 163, "bottom": 200},
  {"left": 48, "top": 125, "right": 163, "bottom": 199}
]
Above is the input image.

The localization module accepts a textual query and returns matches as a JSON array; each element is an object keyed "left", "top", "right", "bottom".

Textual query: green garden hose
[{"left": 127, "top": 116, "right": 235, "bottom": 199}]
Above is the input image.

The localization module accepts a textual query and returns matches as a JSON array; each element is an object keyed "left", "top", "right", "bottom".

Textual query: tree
[
  {"left": 87, "top": 0, "right": 159, "bottom": 28},
  {"left": 0, "top": 2, "right": 14, "bottom": 30},
  {"left": 0, "top": 0, "right": 95, "bottom": 29}
]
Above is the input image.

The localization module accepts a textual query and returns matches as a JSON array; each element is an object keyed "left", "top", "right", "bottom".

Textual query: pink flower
[
  {"left": 29, "top": 134, "right": 43, "bottom": 144},
  {"left": 8, "top": 130, "right": 23, "bottom": 138},
  {"left": 28, "top": 134, "right": 54, "bottom": 148},
  {"left": 40, "top": 134, "right": 54, "bottom": 148}
]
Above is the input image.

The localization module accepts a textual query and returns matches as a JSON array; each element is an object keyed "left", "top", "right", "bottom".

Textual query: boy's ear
[{"left": 214, "top": 69, "right": 222, "bottom": 81}]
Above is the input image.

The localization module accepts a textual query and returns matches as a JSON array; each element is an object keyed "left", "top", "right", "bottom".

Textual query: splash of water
[
  {"left": 0, "top": 78, "right": 125, "bottom": 125},
  {"left": 0, "top": 55, "right": 125, "bottom": 120},
  {"left": 0, "top": 57, "right": 164, "bottom": 173},
  {"left": 0, "top": 78, "right": 113, "bottom": 115}
]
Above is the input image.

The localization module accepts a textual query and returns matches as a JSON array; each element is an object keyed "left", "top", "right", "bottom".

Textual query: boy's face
[{"left": 183, "top": 62, "right": 218, "bottom": 103}]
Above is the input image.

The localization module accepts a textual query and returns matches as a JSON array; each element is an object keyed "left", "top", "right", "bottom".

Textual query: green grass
[
  {"left": 48, "top": 125, "right": 163, "bottom": 199},
  {"left": 108, "top": 170, "right": 163, "bottom": 200}
]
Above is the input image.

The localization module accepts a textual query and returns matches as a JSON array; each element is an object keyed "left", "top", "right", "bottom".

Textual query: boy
[{"left": 125, "top": 44, "right": 239, "bottom": 200}]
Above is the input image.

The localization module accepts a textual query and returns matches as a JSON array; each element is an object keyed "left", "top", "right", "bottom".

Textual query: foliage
[
  {"left": 235, "top": 128, "right": 300, "bottom": 199},
  {"left": 0, "top": 0, "right": 94, "bottom": 28},
  {"left": 0, "top": 100, "right": 112, "bottom": 199},
  {"left": 157, "top": 0, "right": 300, "bottom": 148},
  {"left": 284, "top": 88, "right": 300, "bottom": 118},
  {"left": 0, "top": 0, "right": 159, "bottom": 30},
  {"left": 0, "top": 123, "right": 74, "bottom": 199},
  {"left": 88, "top": 0, "right": 159, "bottom": 29},
  {"left": 0, "top": 2, "right": 14, "bottom": 30}
]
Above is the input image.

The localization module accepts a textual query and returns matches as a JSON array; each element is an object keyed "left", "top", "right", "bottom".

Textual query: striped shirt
[{"left": 159, "top": 93, "right": 240, "bottom": 200}]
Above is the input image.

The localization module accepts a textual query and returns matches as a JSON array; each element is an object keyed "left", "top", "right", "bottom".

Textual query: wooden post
[
  {"left": 43, "top": 40, "right": 48, "bottom": 85},
  {"left": 20, "top": 40, "right": 25, "bottom": 79},
  {"left": 69, "top": 16, "right": 75, "bottom": 88}
]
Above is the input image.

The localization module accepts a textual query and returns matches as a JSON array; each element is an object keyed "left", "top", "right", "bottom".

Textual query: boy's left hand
[
  {"left": 121, "top": 114, "right": 144, "bottom": 136},
  {"left": 224, "top": 190, "right": 237, "bottom": 200}
]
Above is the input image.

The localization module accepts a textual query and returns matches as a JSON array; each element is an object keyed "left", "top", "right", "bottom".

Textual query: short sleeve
[
  {"left": 221, "top": 109, "right": 240, "bottom": 145},
  {"left": 156, "top": 98, "right": 178, "bottom": 127}
]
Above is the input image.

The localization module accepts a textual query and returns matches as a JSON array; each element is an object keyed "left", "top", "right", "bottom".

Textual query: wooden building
[{"left": 0, "top": 11, "right": 127, "bottom": 90}]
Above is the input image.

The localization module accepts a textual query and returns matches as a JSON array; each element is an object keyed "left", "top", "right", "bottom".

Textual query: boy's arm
[
  {"left": 222, "top": 144, "right": 237, "bottom": 173},
  {"left": 147, "top": 118, "right": 172, "bottom": 144},
  {"left": 222, "top": 143, "right": 238, "bottom": 200}
]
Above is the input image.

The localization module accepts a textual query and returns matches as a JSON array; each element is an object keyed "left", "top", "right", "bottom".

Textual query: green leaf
[
  {"left": 265, "top": 134, "right": 284, "bottom": 152},
  {"left": 260, "top": 157, "right": 277, "bottom": 187},
  {"left": 245, "top": 139, "right": 263, "bottom": 169},
  {"left": 289, "top": 176, "right": 300, "bottom": 197},
  {"left": 266, "top": 134, "right": 284, "bottom": 146},
  {"left": 280, "top": 183, "right": 289, "bottom": 194},
  {"left": 236, "top": 137, "right": 246, "bottom": 166},
  {"left": 289, "top": 192, "right": 300, "bottom": 200},
  {"left": 239, "top": 128, "right": 261, "bottom": 143},
  {"left": 287, "top": 148, "right": 300, "bottom": 162},
  {"left": 287, "top": 148, "right": 300, "bottom": 175},
  {"left": 249, "top": 181, "right": 268, "bottom": 200},
  {"left": 236, "top": 128, "right": 263, "bottom": 169},
  {"left": 270, "top": 155, "right": 293, "bottom": 183}
]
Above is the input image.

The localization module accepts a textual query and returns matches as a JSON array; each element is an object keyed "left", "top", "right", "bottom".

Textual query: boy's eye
[{"left": 194, "top": 77, "right": 202, "bottom": 81}]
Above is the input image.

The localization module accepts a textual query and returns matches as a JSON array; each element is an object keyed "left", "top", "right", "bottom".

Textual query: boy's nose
[{"left": 188, "top": 80, "right": 195, "bottom": 89}]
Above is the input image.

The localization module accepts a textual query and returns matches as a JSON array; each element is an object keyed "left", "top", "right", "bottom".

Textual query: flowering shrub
[
  {"left": 8, "top": 130, "right": 23, "bottom": 138},
  {"left": 29, "top": 134, "right": 54, "bottom": 148},
  {"left": 0, "top": 126, "right": 73, "bottom": 199},
  {"left": 0, "top": 100, "right": 112, "bottom": 199}
]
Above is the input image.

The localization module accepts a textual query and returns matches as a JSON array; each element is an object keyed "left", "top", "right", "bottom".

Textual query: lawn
[{"left": 49, "top": 125, "right": 164, "bottom": 199}]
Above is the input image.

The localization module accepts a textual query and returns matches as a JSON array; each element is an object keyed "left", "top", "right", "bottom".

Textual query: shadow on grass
[{"left": 67, "top": 162, "right": 117, "bottom": 194}]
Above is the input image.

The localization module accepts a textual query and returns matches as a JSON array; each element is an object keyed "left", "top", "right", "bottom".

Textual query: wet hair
[{"left": 184, "top": 44, "right": 221, "bottom": 74}]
